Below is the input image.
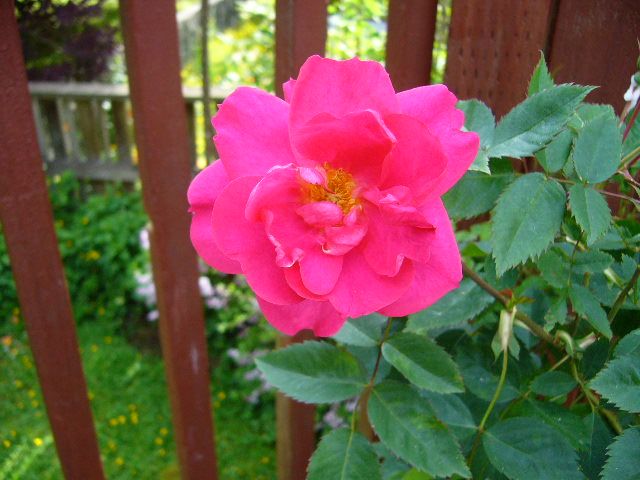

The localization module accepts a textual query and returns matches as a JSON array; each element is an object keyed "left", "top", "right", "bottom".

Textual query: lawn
[{"left": 0, "top": 320, "right": 278, "bottom": 479}]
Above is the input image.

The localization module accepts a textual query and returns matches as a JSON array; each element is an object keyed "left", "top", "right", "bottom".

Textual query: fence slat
[
  {"left": 0, "top": 6, "right": 105, "bottom": 480},
  {"left": 119, "top": 1, "right": 219, "bottom": 478},
  {"left": 385, "top": 0, "right": 438, "bottom": 91},
  {"left": 445, "top": 0, "right": 554, "bottom": 117},
  {"left": 548, "top": 0, "right": 640, "bottom": 113},
  {"left": 274, "top": 1, "right": 328, "bottom": 479}
]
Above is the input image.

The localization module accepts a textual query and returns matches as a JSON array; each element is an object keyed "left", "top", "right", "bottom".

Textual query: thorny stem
[
  {"left": 467, "top": 351, "right": 509, "bottom": 466},
  {"left": 462, "top": 263, "right": 559, "bottom": 346},
  {"left": 350, "top": 316, "right": 397, "bottom": 436},
  {"left": 608, "top": 265, "right": 640, "bottom": 324}
]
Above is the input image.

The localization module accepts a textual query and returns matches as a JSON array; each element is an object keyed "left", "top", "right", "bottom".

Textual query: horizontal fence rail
[{"left": 29, "top": 82, "right": 230, "bottom": 182}]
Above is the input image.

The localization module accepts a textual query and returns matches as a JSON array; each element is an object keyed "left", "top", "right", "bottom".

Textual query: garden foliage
[{"left": 256, "top": 55, "right": 640, "bottom": 479}]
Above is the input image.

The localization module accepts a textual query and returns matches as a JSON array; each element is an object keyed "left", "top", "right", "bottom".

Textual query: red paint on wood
[
  {"left": 274, "top": 2, "right": 327, "bottom": 478},
  {"left": 386, "top": 0, "right": 438, "bottom": 91},
  {"left": 275, "top": 0, "right": 329, "bottom": 97},
  {"left": 445, "top": 0, "right": 554, "bottom": 117},
  {"left": 0, "top": 5, "right": 105, "bottom": 479},
  {"left": 119, "top": 1, "right": 218, "bottom": 478},
  {"left": 549, "top": 0, "right": 640, "bottom": 113}
]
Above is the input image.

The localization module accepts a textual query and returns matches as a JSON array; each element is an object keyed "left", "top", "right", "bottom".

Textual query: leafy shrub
[{"left": 256, "top": 55, "right": 640, "bottom": 480}]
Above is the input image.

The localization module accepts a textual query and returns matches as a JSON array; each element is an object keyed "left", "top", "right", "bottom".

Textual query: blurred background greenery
[{"left": 1, "top": 1, "right": 451, "bottom": 478}]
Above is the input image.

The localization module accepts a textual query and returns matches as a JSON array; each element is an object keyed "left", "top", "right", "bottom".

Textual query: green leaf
[
  {"left": 572, "top": 111, "right": 622, "bottom": 183},
  {"left": 459, "top": 99, "right": 495, "bottom": 173},
  {"left": 368, "top": 381, "right": 470, "bottom": 478},
  {"left": 421, "top": 391, "right": 476, "bottom": 441},
  {"left": 530, "top": 371, "right": 577, "bottom": 397},
  {"left": 307, "top": 429, "right": 381, "bottom": 480},
  {"left": 407, "top": 279, "right": 494, "bottom": 332},
  {"left": 488, "top": 84, "right": 593, "bottom": 159},
  {"left": 482, "top": 417, "right": 583, "bottom": 480},
  {"left": 491, "top": 173, "right": 566, "bottom": 275},
  {"left": 545, "top": 296, "right": 568, "bottom": 330},
  {"left": 569, "top": 184, "right": 612, "bottom": 244},
  {"left": 459, "top": 99, "right": 495, "bottom": 147},
  {"left": 538, "top": 248, "right": 570, "bottom": 288},
  {"left": 382, "top": 333, "right": 464, "bottom": 393},
  {"left": 528, "top": 52, "right": 554, "bottom": 96},
  {"left": 333, "top": 314, "right": 387, "bottom": 347},
  {"left": 601, "top": 427, "right": 640, "bottom": 480},
  {"left": 255, "top": 341, "right": 367, "bottom": 403},
  {"left": 614, "top": 329, "right": 640, "bottom": 358},
  {"left": 443, "top": 171, "right": 514, "bottom": 220},
  {"left": 460, "top": 363, "right": 520, "bottom": 403},
  {"left": 580, "top": 413, "right": 613, "bottom": 480},
  {"left": 509, "top": 399, "right": 588, "bottom": 451},
  {"left": 535, "top": 129, "right": 573, "bottom": 173},
  {"left": 569, "top": 284, "right": 612, "bottom": 338},
  {"left": 572, "top": 250, "right": 614, "bottom": 274},
  {"left": 590, "top": 355, "right": 640, "bottom": 413}
]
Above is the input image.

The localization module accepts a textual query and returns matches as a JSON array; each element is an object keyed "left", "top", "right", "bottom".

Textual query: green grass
[{"left": 0, "top": 322, "right": 276, "bottom": 479}]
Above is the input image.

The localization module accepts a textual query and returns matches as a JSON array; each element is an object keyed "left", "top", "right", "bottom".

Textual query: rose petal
[
  {"left": 212, "top": 176, "right": 300, "bottom": 305},
  {"left": 362, "top": 203, "right": 435, "bottom": 277},
  {"left": 213, "top": 87, "right": 296, "bottom": 179},
  {"left": 290, "top": 56, "right": 398, "bottom": 134},
  {"left": 188, "top": 161, "right": 242, "bottom": 273},
  {"left": 378, "top": 198, "right": 462, "bottom": 316},
  {"left": 283, "top": 78, "right": 296, "bottom": 103},
  {"left": 293, "top": 110, "right": 395, "bottom": 184},
  {"left": 257, "top": 296, "right": 348, "bottom": 337},
  {"left": 297, "top": 201, "right": 344, "bottom": 227},
  {"left": 299, "top": 248, "right": 343, "bottom": 295},
  {"left": 397, "top": 85, "right": 479, "bottom": 197},
  {"left": 328, "top": 247, "right": 414, "bottom": 317},
  {"left": 379, "top": 114, "right": 448, "bottom": 203}
]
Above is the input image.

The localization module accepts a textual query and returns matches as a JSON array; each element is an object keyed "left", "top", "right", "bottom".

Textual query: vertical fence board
[
  {"left": 0, "top": 5, "right": 105, "bottom": 480},
  {"left": 274, "top": 1, "right": 328, "bottom": 479},
  {"left": 549, "top": 0, "right": 640, "bottom": 113},
  {"left": 445, "top": 0, "right": 554, "bottom": 118},
  {"left": 119, "top": 1, "right": 218, "bottom": 478},
  {"left": 385, "top": 0, "right": 438, "bottom": 91}
]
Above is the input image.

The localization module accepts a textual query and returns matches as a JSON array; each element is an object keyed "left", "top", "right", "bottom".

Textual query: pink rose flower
[{"left": 188, "top": 56, "right": 479, "bottom": 337}]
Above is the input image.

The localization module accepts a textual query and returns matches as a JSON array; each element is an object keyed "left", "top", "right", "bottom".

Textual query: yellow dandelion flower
[
  {"left": 3, "top": 440, "right": 11, "bottom": 448},
  {"left": 159, "top": 427, "right": 169, "bottom": 436},
  {"left": 118, "top": 415, "right": 126, "bottom": 425},
  {"left": 13, "top": 380, "right": 23, "bottom": 389},
  {"left": 31, "top": 400, "right": 39, "bottom": 408},
  {"left": 130, "top": 412, "right": 139, "bottom": 425},
  {"left": 217, "top": 391, "right": 226, "bottom": 401},
  {"left": 115, "top": 457, "right": 124, "bottom": 466},
  {"left": 154, "top": 437, "right": 163, "bottom": 446},
  {"left": 27, "top": 389, "right": 36, "bottom": 398},
  {"left": 90, "top": 344, "right": 99, "bottom": 353},
  {"left": 33, "top": 438, "right": 43, "bottom": 447},
  {"left": 109, "top": 418, "right": 118, "bottom": 427}
]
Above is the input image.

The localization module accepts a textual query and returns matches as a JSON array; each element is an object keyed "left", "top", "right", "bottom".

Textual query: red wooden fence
[{"left": 0, "top": 0, "right": 638, "bottom": 478}]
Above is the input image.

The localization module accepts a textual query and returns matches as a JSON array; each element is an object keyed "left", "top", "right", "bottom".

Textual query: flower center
[{"left": 306, "top": 164, "right": 358, "bottom": 214}]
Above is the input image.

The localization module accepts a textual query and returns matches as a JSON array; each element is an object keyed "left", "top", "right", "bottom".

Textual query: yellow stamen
[{"left": 305, "top": 164, "right": 358, "bottom": 213}]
